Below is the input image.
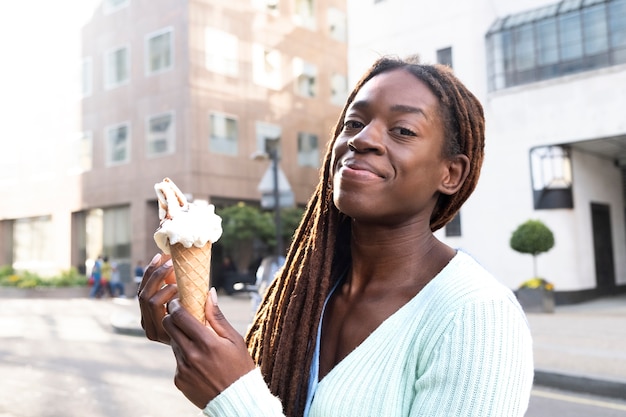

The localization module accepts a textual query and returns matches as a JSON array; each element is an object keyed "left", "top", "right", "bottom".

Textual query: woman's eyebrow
[{"left": 348, "top": 100, "right": 427, "bottom": 118}]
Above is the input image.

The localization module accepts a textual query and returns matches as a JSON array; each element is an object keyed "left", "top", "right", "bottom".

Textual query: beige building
[{"left": 0, "top": 0, "right": 347, "bottom": 282}]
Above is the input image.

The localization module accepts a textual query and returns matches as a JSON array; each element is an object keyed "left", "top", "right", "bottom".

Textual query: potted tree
[{"left": 510, "top": 219, "right": 555, "bottom": 313}]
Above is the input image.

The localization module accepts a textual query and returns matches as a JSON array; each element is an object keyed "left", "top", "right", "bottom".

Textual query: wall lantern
[{"left": 529, "top": 145, "right": 574, "bottom": 209}]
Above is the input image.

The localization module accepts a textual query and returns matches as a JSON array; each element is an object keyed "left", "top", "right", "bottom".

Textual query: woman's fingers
[{"left": 138, "top": 254, "right": 178, "bottom": 344}]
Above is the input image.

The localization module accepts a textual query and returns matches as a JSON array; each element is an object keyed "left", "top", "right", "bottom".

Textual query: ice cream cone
[{"left": 169, "top": 242, "right": 212, "bottom": 324}]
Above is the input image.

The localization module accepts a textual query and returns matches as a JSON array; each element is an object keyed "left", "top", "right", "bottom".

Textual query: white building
[{"left": 347, "top": 0, "right": 626, "bottom": 303}]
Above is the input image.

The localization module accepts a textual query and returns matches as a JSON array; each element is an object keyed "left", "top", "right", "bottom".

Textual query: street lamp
[{"left": 251, "top": 145, "right": 284, "bottom": 257}]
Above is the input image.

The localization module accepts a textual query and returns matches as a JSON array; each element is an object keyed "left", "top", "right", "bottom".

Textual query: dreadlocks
[{"left": 245, "top": 56, "right": 485, "bottom": 417}]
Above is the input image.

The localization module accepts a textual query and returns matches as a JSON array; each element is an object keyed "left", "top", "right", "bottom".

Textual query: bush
[
  {"left": 0, "top": 266, "right": 87, "bottom": 288},
  {"left": 510, "top": 219, "right": 555, "bottom": 280}
]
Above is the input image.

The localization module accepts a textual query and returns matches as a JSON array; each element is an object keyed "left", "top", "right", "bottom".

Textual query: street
[{"left": 1, "top": 296, "right": 625, "bottom": 417}]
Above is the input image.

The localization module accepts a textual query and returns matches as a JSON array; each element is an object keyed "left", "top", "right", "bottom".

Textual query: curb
[{"left": 534, "top": 370, "right": 626, "bottom": 401}]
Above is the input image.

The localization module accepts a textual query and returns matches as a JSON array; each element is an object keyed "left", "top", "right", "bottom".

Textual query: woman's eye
[{"left": 391, "top": 126, "right": 417, "bottom": 136}]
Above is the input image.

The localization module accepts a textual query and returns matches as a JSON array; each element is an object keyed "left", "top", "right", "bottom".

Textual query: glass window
[
  {"left": 330, "top": 73, "right": 348, "bottom": 106},
  {"left": 445, "top": 213, "right": 462, "bottom": 237},
  {"left": 328, "top": 8, "right": 347, "bottom": 42},
  {"left": 252, "top": 44, "right": 282, "bottom": 90},
  {"left": 147, "top": 112, "right": 175, "bottom": 157},
  {"left": 294, "top": 0, "right": 316, "bottom": 29},
  {"left": 297, "top": 132, "right": 319, "bottom": 168},
  {"left": 13, "top": 216, "right": 54, "bottom": 274},
  {"left": 146, "top": 28, "right": 173, "bottom": 74},
  {"left": 255, "top": 122, "right": 282, "bottom": 155},
  {"left": 559, "top": 11, "right": 584, "bottom": 61},
  {"left": 537, "top": 18, "right": 559, "bottom": 65},
  {"left": 514, "top": 25, "right": 536, "bottom": 71},
  {"left": 104, "top": 0, "right": 129, "bottom": 14},
  {"left": 103, "top": 206, "right": 131, "bottom": 259},
  {"left": 251, "top": 0, "right": 279, "bottom": 12},
  {"left": 209, "top": 113, "right": 238, "bottom": 156},
  {"left": 293, "top": 58, "right": 317, "bottom": 97},
  {"left": 106, "top": 122, "right": 131, "bottom": 165},
  {"left": 105, "top": 46, "right": 130, "bottom": 89},
  {"left": 205, "top": 28, "right": 239, "bottom": 76},
  {"left": 436, "top": 47, "right": 453, "bottom": 68},
  {"left": 81, "top": 57, "right": 92, "bottom": 97},
  {"left": 68, "top": 131, "right": 93, "bottom": 173}
]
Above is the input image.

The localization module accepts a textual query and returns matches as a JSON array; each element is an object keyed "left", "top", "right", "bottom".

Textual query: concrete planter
[
  {"left": 0, "top": 286, "right": 90, "bottom": 299},
  {"left": 516, "top": 287, "right": 555, "bottom": 313}
]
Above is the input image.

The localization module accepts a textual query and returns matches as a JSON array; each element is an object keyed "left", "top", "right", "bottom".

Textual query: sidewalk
[{"left": 110, "top": 292, "right": 626, "bottom": 400}]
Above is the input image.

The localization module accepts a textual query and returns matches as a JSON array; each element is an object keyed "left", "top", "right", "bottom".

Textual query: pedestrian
[
  {"left": 109, "top": 260, "right": 125, "bottom": 297},
  {"left": 134, "top": 260, "right": 145, "bottom": 295},
  {"left": 138, "top": 56, "right": 534, "bottom": 416},
  {"left": 88, "top": 255, "right": 104, "bottom": 299},
  {"left": 101, "top": 256, "right": 112, "bottom": 297}
]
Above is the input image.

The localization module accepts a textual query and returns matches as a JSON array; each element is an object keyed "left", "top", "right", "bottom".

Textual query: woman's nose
[{"left": 347, "top": 121, "right": 384, "bottom": 153}]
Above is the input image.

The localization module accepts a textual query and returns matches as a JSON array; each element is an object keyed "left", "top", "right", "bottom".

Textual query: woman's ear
[{"left": 439, "top": 154, "right": 470, "bottom": 195}]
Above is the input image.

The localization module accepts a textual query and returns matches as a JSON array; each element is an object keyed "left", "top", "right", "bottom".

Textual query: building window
[
  {"left": 294, "top": 0, "right": 316, "bottom": 29},
  {"left": 103, "top": 206, "right": 131, "bottom": 259},
  {"left": 293, "top": 58, "right": 317, "bottom": 97},
  {"left": 486, "top": 0, "right": 626, "bottom": 91},
  {"left": 255, "top": 122, "right": 282, "bottom": 155},
  {"left": 13, "top": 216, "right": 55, "bottom": 275},
  {"left": 328, "top": 8, "right": 347, "bottom": 42},
  {"left": 330, "top": 73, "right": 348, "bottom": 105},
  {"left": 106, "top": 122, "right": 131, "bottom": 165},
  {"left": 104, "top": 46, "right": 130, "bottom": 89},
  {"left": 436, "top": 47, "right": 453, "bottom": 68},
  {"left": 209, "top": 113, "right": 238, "bottom": 155},
  {"left": 253, "top": 45, "right": 282, "bottom": 90},
  {"left": 146, "top": 28, "right": 173, "bottom": 75},
  {"left": 252, "top": 0, "right": 279, "bottom": 12},
  {"left": 81, "top": 57, "right": 93, "bottom": 97},
  {"left": 104, "top": 0, "right": 129, "bottom": 14},
  {"left": 68, "top": 131, "right": 93, "bottom": 173},
  {"left": 297, "top": 132, "right": 319, "bottom": 168},
  {"left": 445, "top": 213, "right": 462, "bottom": 237},
  {"left": 530, "top": 145, "right": 574, "bottom": 209},
  {"left": 205, "top": 28, "right": 239, "bottom": 77},
  {"left": 146, "top": 112, "right": 175, "bottom": 157}
]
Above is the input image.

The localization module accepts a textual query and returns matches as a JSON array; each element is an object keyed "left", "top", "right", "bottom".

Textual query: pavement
[{"left": 106, "top": 291, "right": 626, "bottom": 401}]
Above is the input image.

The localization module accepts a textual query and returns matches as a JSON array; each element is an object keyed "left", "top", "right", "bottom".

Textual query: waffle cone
[{"left": 169, "top": 242, "right": 212, "bottom": 323}]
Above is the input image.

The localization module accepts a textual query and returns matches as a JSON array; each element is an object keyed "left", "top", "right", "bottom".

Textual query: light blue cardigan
[{"left": 203, "top": 251, "right": 534, "bottom": 417}]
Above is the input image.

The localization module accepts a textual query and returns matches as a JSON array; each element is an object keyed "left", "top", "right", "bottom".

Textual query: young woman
[{"left": 139, "top": 57, "right": 533, "bottom": 417}]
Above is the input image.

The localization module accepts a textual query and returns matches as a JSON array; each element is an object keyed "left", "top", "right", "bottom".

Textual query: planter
[
  {"left": 516, "top": 287, "right": 555, "bottom": 313},
  {"left": 0, "top": 286, "right": 90, "bottom": 299}
]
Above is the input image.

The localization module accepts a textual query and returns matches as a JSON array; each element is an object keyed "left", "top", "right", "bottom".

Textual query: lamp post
[{"left": 251, "top": 145, "right": 283, "bottom": 257}]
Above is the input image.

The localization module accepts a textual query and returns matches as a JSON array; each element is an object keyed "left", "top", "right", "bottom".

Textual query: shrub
[{"left": 510, "top": 219, "right": 555, "bottom": 279}]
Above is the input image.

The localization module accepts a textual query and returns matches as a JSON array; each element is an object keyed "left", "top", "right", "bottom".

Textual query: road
[{"left": 1, "top": 296, "right": 625, "bottom": 417}]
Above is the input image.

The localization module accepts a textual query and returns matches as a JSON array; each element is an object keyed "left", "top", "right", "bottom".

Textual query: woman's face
[{"left": 331, "top": 69, "right": 452, "bottom": 226}]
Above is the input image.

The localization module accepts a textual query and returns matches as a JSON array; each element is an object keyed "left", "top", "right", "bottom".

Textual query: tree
[{"left": 510, "top": 219, "right": 555, "bottom": 278}]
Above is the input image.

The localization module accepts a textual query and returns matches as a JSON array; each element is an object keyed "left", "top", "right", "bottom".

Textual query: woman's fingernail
[
  {"left": 164, "top": 259, "right": 173, "bottom": 268},
  {"left": 150, "top": 253, "right": 162, "bottom": 266},
  {"left": 210, "top": 287, "right": 218, "bottom": 306}
]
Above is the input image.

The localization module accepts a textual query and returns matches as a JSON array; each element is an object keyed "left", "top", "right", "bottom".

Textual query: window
[
  {"left": 205, "top": 28, "right": 239, "bottom": 76},
  {"left": 253, "top": 44, "right": 282, "bottom": 90},
  {"left": 293, "top": 58, "right": 317, "bottom": 97},
  {"left": 104, "top": 0, "right": 129, "bottom": 14},
  {"left": 328, "top": 8, "right": 347, "bottom": 42},
  {"left": 146, "top": 112, "right": 175, "bottom": 157},
  {"left": 252, "top": 0, "right": 279, "bottom": 12},
  {"left": 103, "top": 206, "right": 131, "bottom": 259},
  {"left": 68, "top": 131, "right": 93, "bottom": 173},
  {"left": 330, "top": 73, "right": 348, "bottom": 105},
  {"left": 529, "top": 145, "right": 574, "bottom": 209},
  {"left": 105, "top": 122, "right": 131, "bottom": 165},
  {"left": 146, "top": 28, "right": 173, "bottom": 75},
  {"left": 81, "top": 57, "right": 92, "bottom": 97},
  {"left": 255, "top": 122, "right": 282, "bottom": 155},
  {"left": 445, "top": 213, "right": 462, "bottom": 237},
  {"left": 297, "top": 132, "right": 319, "bottom": 168},
  {"left": 436, "top": 47, "right": 453, "bottom": 67},
  {"left": 209, "top": 113, "right": 238, "bottom": 155},
  {"left": 486, "top": 0, "right": 626, "bottom": 90},
  {"left": 294, "top": 0, "right": 316, "bottom": 29},
  {"left": 104, "top": 46, "right": 130, "bottom": 89},
  {"left": 13, "top": 216, "right": 54, "bottom": 274}
]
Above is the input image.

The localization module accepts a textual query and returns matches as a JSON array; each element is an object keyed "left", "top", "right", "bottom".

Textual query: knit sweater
[{"left": 203, "top": 251, "right": 534, "bottom": 417}]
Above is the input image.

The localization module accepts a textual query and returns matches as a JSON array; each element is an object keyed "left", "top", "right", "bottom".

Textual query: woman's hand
[
  {"left": 138, "top": 253, "right": 178, "bottom": 344},
  {"left": 163, "top": 288, "right": 256, "bottom": 409}
]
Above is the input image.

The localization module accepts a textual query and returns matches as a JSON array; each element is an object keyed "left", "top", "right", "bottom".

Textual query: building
[
  {"left": 347, "top": 0, "right": 626, "bottom": 302},
  {"left": 0, "top": 0, "right": 347, "bottom": 281}
]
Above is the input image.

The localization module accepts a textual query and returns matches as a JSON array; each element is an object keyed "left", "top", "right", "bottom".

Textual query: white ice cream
[{"left": 153, "top": 178, "right": 222, "bottom": 254}]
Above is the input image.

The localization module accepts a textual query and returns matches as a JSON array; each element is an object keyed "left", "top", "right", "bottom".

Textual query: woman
[{"left": 139, "top": 57, "right": 533, "bottom": 416}]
